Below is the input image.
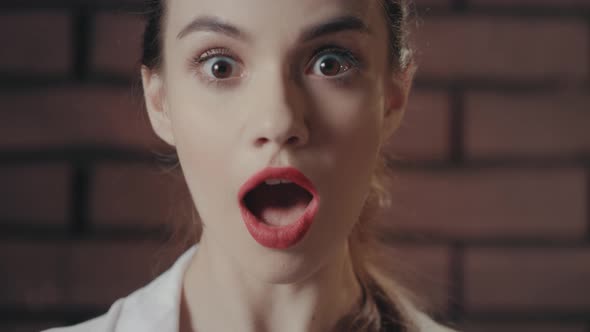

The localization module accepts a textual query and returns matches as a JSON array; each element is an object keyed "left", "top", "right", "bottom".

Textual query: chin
[{"left": 238, "top": 226, "right": 348, "bottom": 286}]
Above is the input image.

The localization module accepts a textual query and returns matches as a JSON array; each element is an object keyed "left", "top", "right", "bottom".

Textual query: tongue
[{"left": 245, "top": 183, "right": 312, "bottom": 227}]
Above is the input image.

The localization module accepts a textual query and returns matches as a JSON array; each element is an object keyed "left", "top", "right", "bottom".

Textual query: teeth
[{"left": 264, "top": 178, "right": 293, "bottom": 185}]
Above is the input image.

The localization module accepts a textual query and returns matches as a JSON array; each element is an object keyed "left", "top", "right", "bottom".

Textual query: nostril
[
  {"left": 255, "top": 137, "right": 269, "bottom": 147},
  {"left": 256, "top": 136, "right": 300, "bottom": 147}
]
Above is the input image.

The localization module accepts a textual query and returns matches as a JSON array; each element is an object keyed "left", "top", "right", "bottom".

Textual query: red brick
[
  {"left": 378, "top": 168, "right": 586, "bottom": 238},
  {"left": 6, "top": 0, "right": 143, "bottom": 6},
  {"left": 0, "top": 240, "right": 179, "bottom": 309},
  {"left": 461, "top": 322, "right": 587, "bottom": 332},
  {"left": 466, "top": 91, "right": 590, "bottom": 158},
  {"left": 90, "top": 163, "right": 191, "bottom": 228},
  {"left": 65, "top": 240, "right": 170, "bottom": 306},
  {"left": 465, "top": 248, "right": 590, "bottom": 311},
  {"left": 91, "top": 12, "right": 145, "bottom": 76},
  {"left": 471, "top": 0, "right": 590, "bottom": 8},
  {"left": 0, "top": 241, "right": 66, "bottom": 308},
  {"left": 414, "top": 17, "right": 588, "bottom": 80},
  {"left": 0, "top": 12, "right": 71, "bottom": 74},
  {"left": 385, "top": 90, "right": 450, "bottom": 161},
  {"left": 0, "top": 163, "right": 70, "bottom": 226},
  {"left": 0, "top": 86, "right": 165, "bottom": 150},
  {"left": 382, "top": 244, "right": 452, "bottom": 313}
]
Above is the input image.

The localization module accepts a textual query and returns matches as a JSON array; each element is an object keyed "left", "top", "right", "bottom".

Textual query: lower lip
[
  {"left": 238, "top": 168, "right": 320, "bottom": 249},
  {"left": 240, "top": 199, "right": 319, "bottom": 249}
]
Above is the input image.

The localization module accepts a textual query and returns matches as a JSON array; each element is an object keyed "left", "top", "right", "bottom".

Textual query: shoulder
[
  {"left": 397, "top": 291, "right": 459, "bottom": 332},
  {"left": 409, "top": 309, "right": 459, "bottom": 332},
  {"left": 368, "top": 265, "right": 459, "bottom": 332},
  {"left": 42, "top": 299, "right": 124, "bottom": 332},
  {"left": 42, "top": 246, "right": 197, "bottom": 332}
]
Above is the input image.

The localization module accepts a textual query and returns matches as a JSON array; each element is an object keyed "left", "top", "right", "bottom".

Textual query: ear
[
  {"left": 380, "top": 62, "right": 416, "bottom": 144},
  {"left": 141, "top": 65, "right": 175, "bottom": 146}
]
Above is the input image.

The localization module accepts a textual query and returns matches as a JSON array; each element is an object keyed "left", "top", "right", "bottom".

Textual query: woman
[{"left": 46, "top": 0, "right": 456, "bottom": 331}]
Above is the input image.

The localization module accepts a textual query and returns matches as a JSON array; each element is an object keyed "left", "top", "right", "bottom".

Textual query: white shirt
[{"left": 44, "top": 246, "right": 456, "bottom": 332}]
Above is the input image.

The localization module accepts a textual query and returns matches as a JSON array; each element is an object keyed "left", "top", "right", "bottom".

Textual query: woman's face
[{"left": 143, "top": 0, "right": 407, "bottom": 283}]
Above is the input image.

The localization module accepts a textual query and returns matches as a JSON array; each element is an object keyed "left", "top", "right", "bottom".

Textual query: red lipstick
[{"left": 238, "top": 167, "right": 319, "bottom": 249}]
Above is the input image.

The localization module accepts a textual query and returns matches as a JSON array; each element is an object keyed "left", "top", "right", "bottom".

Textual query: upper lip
[{"left": 238, "top": 166, "right": 317, "bottom": 202}]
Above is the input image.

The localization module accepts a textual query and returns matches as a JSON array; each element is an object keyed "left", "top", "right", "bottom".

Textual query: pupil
[
  {"left": 320, "top": 58, "right": 340, "bottom": 76},
  {"left": 212, "top": 60, "right": 231, "bottom": 78}
]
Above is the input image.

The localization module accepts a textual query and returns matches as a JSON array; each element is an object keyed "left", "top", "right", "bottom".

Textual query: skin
[{"left": 141, "top": 0, "right": 414, "bottom": 331}]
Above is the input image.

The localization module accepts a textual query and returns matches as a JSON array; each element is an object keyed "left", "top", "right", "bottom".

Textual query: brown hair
[{"left": 141, "top": 1, "right": 416, "bottom": 331}]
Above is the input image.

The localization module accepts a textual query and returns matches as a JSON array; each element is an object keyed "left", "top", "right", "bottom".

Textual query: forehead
[{"left": 165, "top": 0, "right": 384, "bottom": 41}]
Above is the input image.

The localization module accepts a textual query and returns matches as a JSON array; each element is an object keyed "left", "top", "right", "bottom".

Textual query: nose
[{"left": 247, "top": 68, "right": 309, "bottom": 150}]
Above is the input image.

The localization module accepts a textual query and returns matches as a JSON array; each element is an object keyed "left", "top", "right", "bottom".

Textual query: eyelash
[
  {"left": 190, "top": 45, "right": 362, "bottom": 86},
  {"left": 190, "top": 48, "right": 239, "bottom": 87},
  {"left": 315, "top": 46, "right": 361, "bottom": 67},
  {"left": 311, "top": 46, "right": 362, "bottom": 85}
]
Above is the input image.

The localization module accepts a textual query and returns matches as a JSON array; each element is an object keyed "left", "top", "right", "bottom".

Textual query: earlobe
[{"left": 141, "top": 66, "right": 176, "bottom": 146}]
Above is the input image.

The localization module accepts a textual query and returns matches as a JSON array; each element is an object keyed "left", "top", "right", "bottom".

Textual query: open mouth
[
  {"left": 238, "top": 167, "right": 319, "bottom": 249},
  {"left": 243, "top": 180, "right": 313, "bottom": 227}
]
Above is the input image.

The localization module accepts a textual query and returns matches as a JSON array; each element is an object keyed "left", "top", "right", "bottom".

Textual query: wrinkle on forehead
[
  {"left": 311, "top": 0, "right": 374, "bottom": 14},
  {"left": 166, "top": 0, "right": 382, "bottom": 40}
]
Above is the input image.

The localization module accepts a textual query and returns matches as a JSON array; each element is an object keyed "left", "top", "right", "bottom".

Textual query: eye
[
  {"left": 309, "top": 48, "right": 359, "bottom": 78},
  {"left": 202, "top": 56, "right": 240, "bottom": 79},
  {"left": 194, "top": 48, "right": 243, "bottom": 81}
]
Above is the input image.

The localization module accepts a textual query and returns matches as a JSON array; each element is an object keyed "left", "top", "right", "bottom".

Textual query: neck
[{"left": 181, "top": 235, "right": 363, "bottom": 332}]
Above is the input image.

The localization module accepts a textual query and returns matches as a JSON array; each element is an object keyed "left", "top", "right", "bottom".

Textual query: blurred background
[{"left": 1, "top": 0, "right": 589, "bottom": 331}]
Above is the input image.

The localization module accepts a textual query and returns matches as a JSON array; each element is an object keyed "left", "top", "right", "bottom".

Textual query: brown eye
[
  {"left": 211, "top": 59, "right": 233, "bottom": 79},
  {"left": 318, "top": 57, "right": 342, "bottom": 76},
  {"left": 310, "top": 51, "right": 356, "bottom": 78},
  {"left": 200, "top": 55, "right": 241, "bottom": 80}
]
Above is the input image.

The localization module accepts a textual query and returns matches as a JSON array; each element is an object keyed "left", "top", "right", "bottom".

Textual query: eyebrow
[
  {"left": 176, "top": 14, "right": 370, "bottom": 42},
  {"left": 177, "top": 16, "right": 246, "bottom": 40},
  {"left": 300, "top": 15, "right": 370, "bottom": 42}
]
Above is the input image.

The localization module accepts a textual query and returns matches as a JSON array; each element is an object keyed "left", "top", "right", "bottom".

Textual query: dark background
[{"left": 1, "top": 0, "right": 589, "bottom": 331}]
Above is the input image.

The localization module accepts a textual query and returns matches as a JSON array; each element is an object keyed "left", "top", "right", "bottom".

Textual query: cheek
[
  {"left": 165, "top": 84, "right": 239, "bottom": 221},
  {"left": 166, "top": 71, "right": 241, "bottom": 162},
  {"left": 308, "top": 83, "right": 383, "bottom": 228},
  {"left": 310, "top": 83, "right": 382, "bottom": 162},
  {"left": 169, "top": 95, "right": 228, "bottom": 164}
]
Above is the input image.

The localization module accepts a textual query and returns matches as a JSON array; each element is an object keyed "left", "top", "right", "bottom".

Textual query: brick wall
[{"left": 0, "top": 0, "right": 588, "bottom": 331}]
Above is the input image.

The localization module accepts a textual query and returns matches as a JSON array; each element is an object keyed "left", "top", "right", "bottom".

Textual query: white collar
[
  {"left": 109, "top": 244, "right": 453, "bottom": 332},
  {"left": 114, "top": 245, "right": 197, "bottom": 332}
]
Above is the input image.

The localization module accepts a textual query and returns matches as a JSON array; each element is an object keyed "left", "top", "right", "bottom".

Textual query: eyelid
[
  {"left": 306, "top": 46, "right": 362, "bottom": 78},
  {"left": 194, "top": 47, "right": 237, "bottom": 63},
  {"left": 190, "top": 47, "right": 244, "bottom": 86},
  {"left": 312, "top": 46, "right": 360, "bottom": 66},
  {"left": 189, "top": 45, "right": 362, "bottom": 87}
]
